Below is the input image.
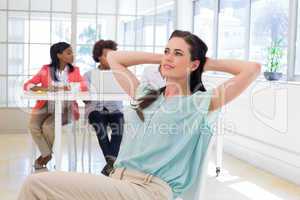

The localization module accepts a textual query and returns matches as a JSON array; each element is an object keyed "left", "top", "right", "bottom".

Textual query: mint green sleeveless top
[{"left": 115, "top": 83, "right": 218, "bottom": 198}]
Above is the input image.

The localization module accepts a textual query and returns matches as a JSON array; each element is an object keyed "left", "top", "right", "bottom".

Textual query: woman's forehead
[
  {"left": 166, "top": 37, "right": 190, "bottom": 52},
  {"left": 64, "top": 47, "right": 72, "bottom": 52}
]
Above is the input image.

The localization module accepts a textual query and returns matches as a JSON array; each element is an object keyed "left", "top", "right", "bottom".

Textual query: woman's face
[
  {"left": 57, "top": 47, "right": 74, "bottom": 64},
  {"left": 160, "top": 37, "right": 199, "bottom": 81}
]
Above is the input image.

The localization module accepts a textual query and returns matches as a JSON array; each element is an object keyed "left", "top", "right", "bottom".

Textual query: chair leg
[
  {"left": 67, "top": 121, "right": 77, "bottom": 171},
  {"left": 72, "top": 121, "right": 77, "bottom": 171},
  {"left": 216, "top": 167, "right": 221, "bottom": 177},
  {"left": 29, "top": 129, "right": 36, "bottom": 172},
  {"left": 81, "top": 124, "right": 86, "bottom": 172},
  {"left": 88, "top": 125, "right": 92, "bottom": 173}
]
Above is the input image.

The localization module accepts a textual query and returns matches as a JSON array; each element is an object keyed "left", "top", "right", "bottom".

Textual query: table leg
[
  {"left": 216, "top": 118, "right": 223, "bottom": 177},
  {"left": 54, "top": 100, "right": 62, "bottom": 170}
]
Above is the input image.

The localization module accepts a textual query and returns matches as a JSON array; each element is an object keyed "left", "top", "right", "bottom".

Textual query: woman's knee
[
  {"left": 41, "top": 122, "right": 54, "bottom": 134},
  {"left": 28, "top": 122, "right": 41, "bottom": 134}
]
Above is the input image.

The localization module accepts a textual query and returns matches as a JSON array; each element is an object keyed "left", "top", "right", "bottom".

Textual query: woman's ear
[{"left": 191, "top": 60, "right": 200, "bottom": 71}]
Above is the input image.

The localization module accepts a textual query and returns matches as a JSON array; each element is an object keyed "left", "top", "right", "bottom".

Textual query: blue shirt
[{"left": 114, "top": 83, "right": 218, "bottom": 198}]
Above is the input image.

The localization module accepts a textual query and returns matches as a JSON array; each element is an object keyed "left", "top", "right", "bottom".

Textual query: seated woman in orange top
[{"left": 23, "top": 42, "right": 87, "bottom": 170}]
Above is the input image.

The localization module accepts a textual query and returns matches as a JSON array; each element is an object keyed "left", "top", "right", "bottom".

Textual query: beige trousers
[
  {"left": 29, "top": 105, "right": 55, "bottom": 157},
  {"left": 18, "top": 168, "right": 173, "bottom": 200},
  {"left": 29, "top": 102, "right": 72, "bottom": 157}
]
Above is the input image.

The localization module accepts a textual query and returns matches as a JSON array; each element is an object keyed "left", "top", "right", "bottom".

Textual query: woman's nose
[{"left": 165, "top": 53, "right": 173, "bottom": 61}]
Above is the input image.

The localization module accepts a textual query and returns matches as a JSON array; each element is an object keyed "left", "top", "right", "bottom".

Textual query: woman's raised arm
[
  {"left": 204, "top": 58, "right": 261, "bottom": 111},
  {"left": 107, "top": 51, "right": 162, "bottom": 98}
]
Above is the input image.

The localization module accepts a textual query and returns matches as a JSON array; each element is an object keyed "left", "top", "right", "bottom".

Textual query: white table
[
  {"left": 23, "top": 91, "right": 223, "bottom": 175},
  {"left": 22, "top": 91, "right": 129, "bottom": 170}
]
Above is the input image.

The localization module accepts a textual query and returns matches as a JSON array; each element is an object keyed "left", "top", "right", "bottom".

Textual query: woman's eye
[
  {"left": 175, "top": 52, "right": 182, "bottom": 56},
  {"left": 164, "top": 49, "right": 168, "bottom": 54}
]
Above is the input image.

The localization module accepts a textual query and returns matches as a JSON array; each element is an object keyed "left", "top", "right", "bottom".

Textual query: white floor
[{"left": 0, "top": 133, "right": 299, "bottom": 200}]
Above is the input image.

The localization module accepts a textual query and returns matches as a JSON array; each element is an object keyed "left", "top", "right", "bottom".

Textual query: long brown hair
[{"left": 133, "top": 30, "right": 208, "bottom": 121}]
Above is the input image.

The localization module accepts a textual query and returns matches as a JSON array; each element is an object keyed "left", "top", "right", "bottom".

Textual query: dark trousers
[{"left": 88, "top": 108, "right": 124, "bottom": 158}]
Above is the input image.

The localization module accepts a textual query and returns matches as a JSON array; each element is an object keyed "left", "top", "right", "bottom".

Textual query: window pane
[
  {"left": 8, "top": 0, "right": 29, "bottom": 10},
  {"left": 30, "top": 0, "right": 50, "bottom": 11},
  {"left": 52, "top": 0, "right": 71, "bottom": 12},
  {"left": 8, "top": 76, "right": 28, "bottom": 107},
  {"left": 77, "top": 15, "right": 96, "bottom": 45},
  {"left": 77, "top": 0, "right": 96, "bottom": 13},
  {"left": 8, "top": 12, "right": 29, "bottom": 43},
  {"left": 76, "top": 45, "right": 95, "bottom": 74},
  {"left": 119, "top": 0, "right": 136, "bottom": 15},
  {"left": 0, "top": 0, "right": 7, "bottom": 9},
  {"left": 157, "top": 0, "right": 175, "bottom": 15},
  {"left": 30, "top": 13, "right": 50, "bottom": 43},
  {"left": 250, "top": 0, "right": 288, "bottom": 73},
  {"left": 156, "top": 0, "right": 174, "bottom": 46},
  {"left": 29, "top": 44, "right": 50, "bottom": 75},
  {"left": 0, "top": 77, "right": 7, "bottom": 107},
  {"left": 136, "top": 46, "right": 153, "bottom": 52},
  {"left": 136, "top": 15, "right": 154, "bottom": 46},
  {"left": 97, "top": 15, "right": 117, "bottom": 41},
  {"left": 0, "top": 44, "right": 7, "bottom": 74},
  {"left": 98, "top": 0, "right": 117, "bottom": 14},
  {"left": 218, "top": 0, "right": 248, "bottom": 59},
  {"left": 155, "top": 11, "right": 174, "bottom": 46},
  {"left": 295, "top": 3, "right": 300, "bottom": 75},
  {"left": 0, "top": 11, "right": 7, "bottom": 42},
  {"left": 137, "top": 0, "right": 155, "bottom": 15},
  {"left": 8, "top": 44, "right": 29, "bottom": 75},
  {"left": 155, "top": 46, "right": 164, "bottom": 54},
  {"left": 117, "top": 16, "right": 136, "bottom": 46},
  {"left": 52, "top": 13, "right": 71, "bottom": 43},
  {"left": 193, "top": 0, "right": 215, "bottom": 57}
]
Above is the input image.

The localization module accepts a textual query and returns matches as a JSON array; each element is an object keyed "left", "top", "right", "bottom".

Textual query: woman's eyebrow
[
  {"left": 174, "top": 49, "right": 184, "bottom": 53},
  {"left": 165, "top": 47, "right": 184, "bottom": 52}
]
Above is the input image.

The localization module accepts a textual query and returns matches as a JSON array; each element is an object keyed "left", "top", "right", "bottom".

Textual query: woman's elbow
[
  {"left": 107, "top": 51, "right": 117, "bottom": 68},
  {"left": 251, "top": 62, "right": 261, "bottom": 77}
]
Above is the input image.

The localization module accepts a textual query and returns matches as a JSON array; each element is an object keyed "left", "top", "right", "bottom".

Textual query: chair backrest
[
  {"left": 90, "top": 70, "right": 125, "bottom": 94},
  {"left": 179, "top": 135, "right": 216, "bottom": 200}
]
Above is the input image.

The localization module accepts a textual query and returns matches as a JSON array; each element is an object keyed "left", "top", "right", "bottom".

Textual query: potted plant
[{"left": 264, "top": 38, "right": 284, "bottom": 81}]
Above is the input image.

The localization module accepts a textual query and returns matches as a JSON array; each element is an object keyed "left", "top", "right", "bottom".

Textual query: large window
[
  {"left": 218, "top": 0, "right": 249, "bottom": 59},
  {"left": 75, "top": 0, "right": 175, "bottom": 74},
  {"left": 0, "top": 0, "right": 72, "bottom": 107},
  {"left": 193, "top": 0, "right": 292, "bottom": 77},
  {"left": 193, "top": 0, "right": 215, "bottom": 57},
  {"left": 0, "top": 0, "right": 176, "bottom": 108},
  {"left": 249, "top": 0, "right": 288, "bottom": 73}
]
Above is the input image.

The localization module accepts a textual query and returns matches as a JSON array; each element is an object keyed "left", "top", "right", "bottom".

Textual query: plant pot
[{"left": 263, "top": 72, "right": 282, "bottom": 81}]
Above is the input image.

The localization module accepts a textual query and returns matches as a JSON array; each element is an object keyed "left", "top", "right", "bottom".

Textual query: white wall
[
  {"left": 204, "top": 75, "right": 300, "bottom": 186},
  {"left": 0, "top": 108, "right": 29, "bottom": 134}
]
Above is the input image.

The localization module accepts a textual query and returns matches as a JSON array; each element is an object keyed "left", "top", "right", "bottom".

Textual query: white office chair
[
  {"left": 81, "top": 122, "right": 93, "bottom": 173},
  {"left": 177, "top": 134, "right": 216, "bottom": 200}
]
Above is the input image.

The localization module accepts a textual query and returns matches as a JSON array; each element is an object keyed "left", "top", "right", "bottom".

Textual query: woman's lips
[{"left": 163, "top": 64, "right": 175, "bottom": 70}]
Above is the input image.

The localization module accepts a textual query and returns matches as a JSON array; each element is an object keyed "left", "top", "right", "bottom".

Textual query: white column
[{"left": 176, "top": 0, "right": 193, "bottom": 31}]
